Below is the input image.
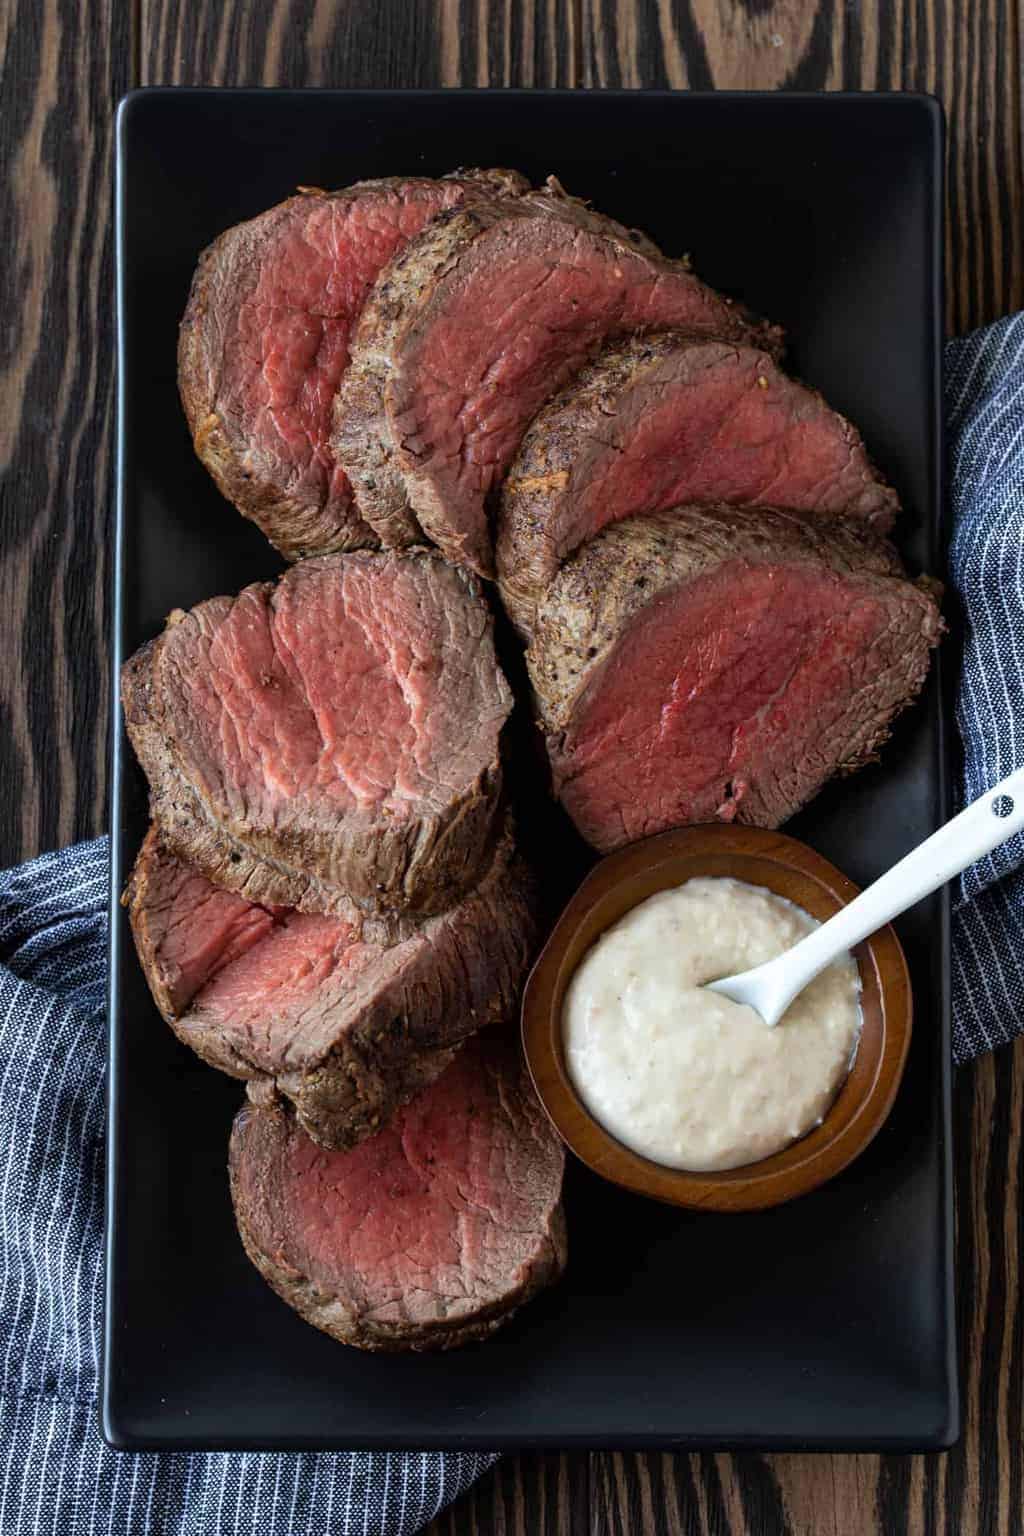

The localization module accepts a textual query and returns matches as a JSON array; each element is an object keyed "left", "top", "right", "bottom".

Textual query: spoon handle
[{"left": 740, "top": 764, "right": 1024, "bottom": 1026}]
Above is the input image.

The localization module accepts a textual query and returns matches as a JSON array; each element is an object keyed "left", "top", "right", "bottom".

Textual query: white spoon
[{"left": 706, "top": 766, "right": 1024, "bottom": 1027}]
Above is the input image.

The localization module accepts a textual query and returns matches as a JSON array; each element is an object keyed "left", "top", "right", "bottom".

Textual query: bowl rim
[{"left": 521, "top": 823, "right": 913, "bottom": 1212}]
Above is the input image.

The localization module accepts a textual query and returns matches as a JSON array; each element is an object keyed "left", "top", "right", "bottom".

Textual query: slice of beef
[
  {"left": 121, "top": 551, "right": 511, "bottom": 918},
  {"left": 122, "top": 656, "right": 386, "bottom": 919},
  {"left": 125, "top": 825, "right": 283, "bottom": 1020},
  {"left": 529, "top": 506, "right": 943, "bottom": 852},
  {"left": 179, "top": 169, "right": 528, "bottom": 560},
  {"left": 497, "top": 335, "right": 901, "bottom": 635},
  {"left": 127, "top": 824, "right": 536, "bottom": 1149},
  {"left": 229, "top": 1031, "right": 567, "bottom": 1350},
  {"left": 122, "top": 671, "right": 343, "bottom": 918},
  {"left": 333, "top": 185, "right": 783, "bottom": 578}
]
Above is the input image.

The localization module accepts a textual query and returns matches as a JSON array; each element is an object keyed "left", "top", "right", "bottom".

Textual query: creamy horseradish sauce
[{"left": 563, "top": 878, "right": 862, "bottom": 1172}]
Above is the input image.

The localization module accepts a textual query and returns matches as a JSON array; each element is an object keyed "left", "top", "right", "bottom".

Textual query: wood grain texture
[
  {"left": 2, "top": 0, "right": 1022, "bottom": 1529},
  {"left": 0, "top": 0, "right": 133, "bottom": 861}
]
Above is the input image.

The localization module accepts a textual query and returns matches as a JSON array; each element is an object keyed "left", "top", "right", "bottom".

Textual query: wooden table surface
[{"left": 3, "top": 2, "right": 1022, "bottom": 1531}]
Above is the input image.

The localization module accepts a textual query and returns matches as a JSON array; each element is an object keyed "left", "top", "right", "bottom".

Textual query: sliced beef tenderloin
[
  {"left": 127, "top": 824, "right": 536, "bottom": 1150},
  {"left": 122, "top": 659, "right": 381, "bottom": 920},
  {"left": 529, "top": 506, "right": 943, "bottom": 852},
  {"left": 497, "top": 335, "right": 900, "bottom": 636},
  {"left": 229, "top": 1031, "right": 567, "bottom": 1350},
  {"left": 179, "top": 169, "right": 527, "bottom": 560},
  {"left": 121, "top": 551, "right": 511, "bottom": 918},
  {"left": 333, "top": 186, "right": 783, "bottom": 578},
  {"left": 125, "top": 824, "right": 283, "bottom": 1020}
]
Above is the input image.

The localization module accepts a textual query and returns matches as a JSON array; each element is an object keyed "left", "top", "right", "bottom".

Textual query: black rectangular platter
[{"left": 106, "top": 88, "right": 956, "bottom": 1452}]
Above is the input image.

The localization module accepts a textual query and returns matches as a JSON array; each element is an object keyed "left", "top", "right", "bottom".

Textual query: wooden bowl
[{"left": 522, "top": 824, "right": 912, "bottom": 1212}]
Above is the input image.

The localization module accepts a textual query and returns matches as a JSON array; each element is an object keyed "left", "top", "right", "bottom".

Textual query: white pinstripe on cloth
[
  {"left": 1, "top": 313, "right": 1021, "bottom": 1527},
  {"left": 948, "top": 314, "right": 1024, "bottom": 1058}
]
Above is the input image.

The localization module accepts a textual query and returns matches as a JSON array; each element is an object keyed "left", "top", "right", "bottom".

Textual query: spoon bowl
[
  {"left": 521, "top": 823, "right": 912, "bottom": 1212},
  {"left": 706, "top": 764, "right": 1024, "bottom": 1028}
]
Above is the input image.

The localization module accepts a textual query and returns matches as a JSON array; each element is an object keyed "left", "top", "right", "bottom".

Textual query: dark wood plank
[
  {"left": 0, "top": 0, "right": 134, "bottom": 863},
  {"left": 425, "top": 1453, "right": 591, "bottom": 1535},
  {"left": 138, "top": 0, "right": 582, "bottom": 88}
]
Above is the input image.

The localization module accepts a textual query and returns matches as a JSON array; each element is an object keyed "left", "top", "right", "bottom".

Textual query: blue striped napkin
[
  {"left": 0, "top": 314, "right": 1021, "bottom": 1531},
  {"left": 948, "top": 314, "right": 1024, "bottom": 1056}
]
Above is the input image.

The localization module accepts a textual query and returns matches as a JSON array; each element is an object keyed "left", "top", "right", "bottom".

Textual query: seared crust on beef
[
  {"left": 333, "top": 184, "right": 783, "bottom": 578},
  {"left": 126, "top": 822, "right": 537, "bottom": 1149},
  {"left": 529, "top": 506, "right": 911, "bottom": 726},
  {"left": 179, "top": 170, "right": 528, "bottom": 561},
  {"left": 120, "top": 551, "right": 511, "bottom": 919},
  {"left": 529, "top": 506, "right": 943, "bottom": 846},
  {"left": 229, "top": 1034, "right": 567, "bottom": 1350},
  {"left": 124, "top": 824, "right": 284, "bottom": 1019},
  {"left": 122, "top": 665, "right": 406, "bottom": 925},
  {"left": 497, "top": 334, "right": 901, "bottom": 636},
  {"left": 242, "top": 1043, "right": 461, "bottom": 1152}
]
